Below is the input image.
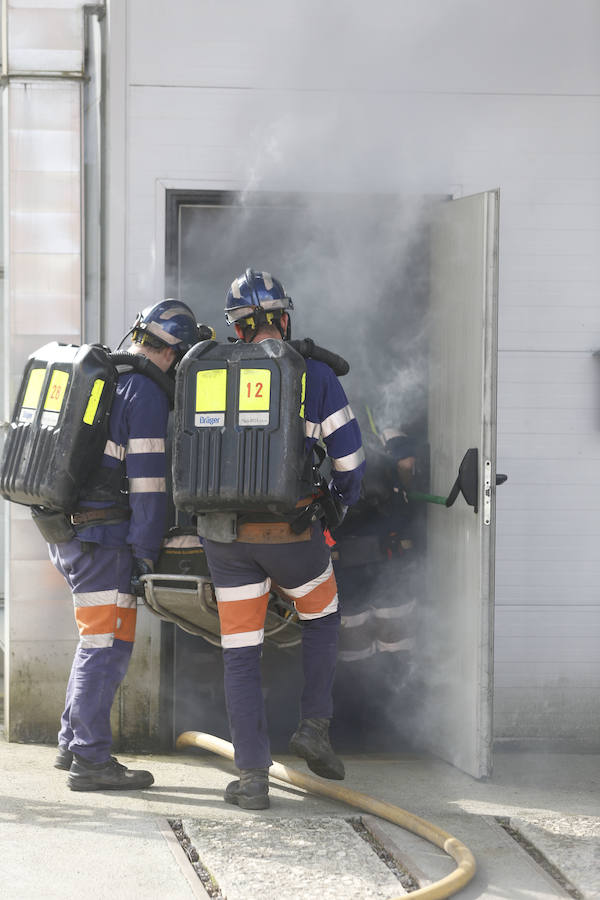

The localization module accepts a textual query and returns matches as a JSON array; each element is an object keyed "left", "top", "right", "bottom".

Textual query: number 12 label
[{"left": 239, "top": 369, "right": 271, "bottom": 411}]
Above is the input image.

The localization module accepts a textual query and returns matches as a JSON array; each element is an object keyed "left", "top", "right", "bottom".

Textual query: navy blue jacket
[{"left": 76, "top": 371, "right": 169, "bottom": 561}]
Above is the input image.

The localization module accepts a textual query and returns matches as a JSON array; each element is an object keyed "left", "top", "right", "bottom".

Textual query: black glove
[
  {"left": 130, "top": 557, "right": 154, "bottom": 597},
  {"left": 324, "top": 482, "right": 347, "bottom": 531}
]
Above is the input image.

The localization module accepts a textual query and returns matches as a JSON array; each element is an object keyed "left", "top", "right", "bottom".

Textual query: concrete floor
[{"left": 0, "top": 736, "right": 598, "bottom": 899}]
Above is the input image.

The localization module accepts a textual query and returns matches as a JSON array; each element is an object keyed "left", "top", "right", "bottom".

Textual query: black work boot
[
  {"left": 224, "top": 768, "right": 270, "bottom": 810},
  {"left": 67, "top": 755, "right": 154, "bottom": 792},
  {"left": 289, "top": 718, "right": 345, "bottom": 780},
  {"left": 54, "top": 746, "right": 73, "bottom": 770}
]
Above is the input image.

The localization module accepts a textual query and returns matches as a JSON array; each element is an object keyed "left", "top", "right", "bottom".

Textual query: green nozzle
[{"left": 407, "top": 491, "right": 448, "bottom": 507}]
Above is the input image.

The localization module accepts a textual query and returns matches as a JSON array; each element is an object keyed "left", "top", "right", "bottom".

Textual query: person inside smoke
[
  {"left": 50, "top": 299, "right": 203, "bottom": 791},
  {"left": 201, "top": 268, "right": 365, "bottom": 810},
  {"left": 331, "top": 409, "right": 420, "bottom": 749}
]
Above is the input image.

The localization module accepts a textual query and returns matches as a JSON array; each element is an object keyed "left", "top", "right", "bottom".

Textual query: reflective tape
[
  {"left": 127, "top": 438, "right": 165, "bottom": 454},
  {"left": 341, "top": 609, "right": 372, "bottom": 628},
  {"left": 104, "top": 440, "right": 125, "bottom": 461},
  {"left": 115, "top": 606, "right": 137, "bottom": 642},
  {"left": 304, "top": 420, "right": 321, "bottom": 440},
  {"left": 73, "top": 590, "right": 117, "bottom": 607},
  {"left": 221, "top": 628, "right": 264, "bottom": 649},
  {"left": 216, "top": 578, "right": 271, "bottom": 603},
  {"left": 163, "top": 534, "right": 203, "bottom": 548},
  {"left": 380, "top": 427, "right": 404, "bottom": 443},
  {"left": 373, "top": 599, "right": 416, "bottom": 620},
  {"left": 376, "top": 637, "right": 416, "bottom": 653},
  {"left": 296, "top": 593, "right": 338, "bottom": 620},
  {"left": 320, "top": 405, "right": 355, "bottom": 438},
  {"left": 230, "top": 277, "right": 242, "bottom": 300},
  {"left": 117, "top": 592, "right": 137, "bottom": 609},
  {"left": 129, "top": 477, "right": 166, "bottom": 493},
  {"left": 79, "top": 633, "right": 114, "bottom": 649},
  {"left": 331, "top": 447, "right": 366, "bottom": 472},
  {"left": 146, "top": 320, "right": 180, "bottom": 346},
  {"left": 338, "top": 643, "right": 377, "bottom": 662},
  {"left": 281, "top": 561, "right": 333, "bottom": 600}
]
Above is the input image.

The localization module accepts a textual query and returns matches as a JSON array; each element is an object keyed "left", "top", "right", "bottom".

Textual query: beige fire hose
[{"left": 176, "top": 731, "right": 476, "bottom": 899}]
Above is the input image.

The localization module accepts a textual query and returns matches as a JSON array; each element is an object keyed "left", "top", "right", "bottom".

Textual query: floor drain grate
[
  {"left": 496, "top": 817, "right": 584, "bottom": 900},
  {"left": 169, "top": 818, "right": 224, "bottom": 898},
  {"left": 349, "top": 816, "right": 421, "bottom": 893}
]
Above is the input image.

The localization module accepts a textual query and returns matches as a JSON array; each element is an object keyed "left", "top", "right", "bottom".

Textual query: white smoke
[
  {"left": 170, "top": 0, "right": 592, "bottom": 759},
  {"left": 172, "top": 1, "right": 484, "bottom": 758}
]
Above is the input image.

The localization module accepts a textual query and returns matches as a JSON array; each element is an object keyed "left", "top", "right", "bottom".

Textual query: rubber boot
[
  {"left": 224, "top": 768, "right": 270, "bottom": 810},
  {"left": 67, "top": 755, "right": 154, "bottom": 792},
  {"left": 54, "top": 746, "right": 73, "bottom": 770},
  {"left": 289, "top": 717, "right": 345, "bottom": 780}
]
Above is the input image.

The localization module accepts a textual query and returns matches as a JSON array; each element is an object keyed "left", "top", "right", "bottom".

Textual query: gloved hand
[
  {"left": 130, "top": 557, "right": 154, "bottom": 597},
  {"left": 325, "top": 482, "right": 348, "bottom": 530}
]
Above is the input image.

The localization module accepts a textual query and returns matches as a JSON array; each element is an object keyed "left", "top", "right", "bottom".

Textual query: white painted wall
[
  {"left": 109, "top": 0, "right": 600, "bottom": 744},
  {"left": 2, "top": 0, "right": 85, "bottom": 739}
]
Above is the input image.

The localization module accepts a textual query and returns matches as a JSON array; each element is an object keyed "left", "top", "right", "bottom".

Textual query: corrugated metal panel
[
  {"left": 4, "top": 74, "right": 82, "bottom": 739},
  {"left": 8, "top": 2, "right": 84, "bottom": 74}
]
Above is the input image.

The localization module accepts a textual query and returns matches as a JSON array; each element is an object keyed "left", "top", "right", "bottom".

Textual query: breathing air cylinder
[
  {"left": 173, "top": 339, "right": 309, "bottom": 515},
  {"left": 0, "top": 342, "right": 116, "bottom": 511}
]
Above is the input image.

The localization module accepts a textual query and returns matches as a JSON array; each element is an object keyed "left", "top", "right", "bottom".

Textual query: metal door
[{"left": 424, "top": 190, "right": 499, "bottom": 778}]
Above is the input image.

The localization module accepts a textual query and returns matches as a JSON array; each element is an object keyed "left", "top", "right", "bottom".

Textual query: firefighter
[
  {"left": 332, "top": 410, "right": 419, "bottom": 747},
  {"left": 51, "top": 300, "right": 202, "bottom": 791},
  {"left": 201, "top": 269, "right": 365, "bottom": 810}
]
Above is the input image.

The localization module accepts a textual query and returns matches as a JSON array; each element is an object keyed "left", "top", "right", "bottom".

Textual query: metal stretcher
[{"left": 141, "top": 541, "right": 301, "bottom": 649}]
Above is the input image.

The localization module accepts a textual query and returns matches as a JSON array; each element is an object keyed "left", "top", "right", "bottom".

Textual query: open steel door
[{"left": 424, "top": 190, "right": 499, "bottom": 779}]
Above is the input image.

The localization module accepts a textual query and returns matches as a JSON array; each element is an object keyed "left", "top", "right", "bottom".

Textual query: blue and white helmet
[
  {"left": 131, "top": 299, "right": 203, "bottom": 356},
  {"left": 224, "top": 268, "right": 293, "bottom": 326}
]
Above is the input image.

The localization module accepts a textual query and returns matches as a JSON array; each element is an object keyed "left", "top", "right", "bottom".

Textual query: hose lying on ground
[{"left": 176, "top": 731, "right": 476, "bottom": 900}]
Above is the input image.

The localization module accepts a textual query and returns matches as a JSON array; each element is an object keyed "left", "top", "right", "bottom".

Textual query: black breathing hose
[
  {"left": 289, "top": 338, "right": 350, "bottom": 376},
  {"left": 109, "top": 352, "right": 175, "bottom": 405}
]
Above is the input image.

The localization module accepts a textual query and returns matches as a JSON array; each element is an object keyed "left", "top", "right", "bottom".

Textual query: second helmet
[
  {"left": 131, "top": 299, "right": 203, "bottom": 356},
  {"left": 224, "top": 268, "right": 293, "bottom": 325}
]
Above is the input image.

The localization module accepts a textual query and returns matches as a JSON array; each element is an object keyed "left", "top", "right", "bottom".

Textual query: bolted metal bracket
[{"left": 483, "top": 459, "right": 492, "bottom": 525}]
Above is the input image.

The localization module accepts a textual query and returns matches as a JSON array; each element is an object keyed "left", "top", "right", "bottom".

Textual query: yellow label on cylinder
[
  {"left": 83, "top": 379, "right": 105, "bottom": 425},
  {"left": 239, "top": 369, "right": 271, "bottom": 411},
  {"left": 299, "top": 372, "right": 306, "bottom": 419},
  {"left": 44, "top": 370, "right": 70, "bottom": 412},
  {"left": 22, "top": 368, "right": 46, "bottom": 410},
  {"left": 196, "top": 369, "right": 227, "bottom": 412}
]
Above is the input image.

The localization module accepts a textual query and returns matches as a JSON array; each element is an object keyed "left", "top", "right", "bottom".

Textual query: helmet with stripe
[
  {"left": 225, "top": 268, "right": 293, "bottom": 326},
  {"left": 131, "top": 299, "right": 203, "bottom": 357}
]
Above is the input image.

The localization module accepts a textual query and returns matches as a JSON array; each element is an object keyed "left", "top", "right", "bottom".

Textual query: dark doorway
[{"left": 164, "top": 189, "right": 431, "bottom": 754}]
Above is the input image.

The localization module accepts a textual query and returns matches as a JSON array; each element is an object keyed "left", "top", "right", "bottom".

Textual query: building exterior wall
[
  {"left": 2, "top": 0, "right": 598, "bottom": 748},
  {"left": 2, "top": 0, "right": 85, "bottom": 739},
  {"left": 2, "top": 1, "right": 161, "bottom": 746},
  {"left": 110, "top": 0, "right": 600, "bottom": 745}
]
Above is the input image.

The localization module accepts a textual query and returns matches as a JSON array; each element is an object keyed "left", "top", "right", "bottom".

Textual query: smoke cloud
[{"left": 171, "top": 0, "right": 574, "bottom": 759}]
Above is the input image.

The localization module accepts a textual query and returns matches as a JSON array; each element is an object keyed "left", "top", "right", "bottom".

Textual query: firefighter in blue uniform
[
  {"left": 331, "top": 411, "right": 419, "bottom": 748},
  {"left": 201, "top": 269, "right": 365, "bottom": 810},
  {"left": 51, "top": 300, "right": 202, "bottom": 791}
]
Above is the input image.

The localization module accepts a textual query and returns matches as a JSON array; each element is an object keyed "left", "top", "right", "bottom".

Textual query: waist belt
[
  {"left": 236, "top": 496, "right": 317, "bottom": 528},
  {"left": 71, "top": 507, "right": 130, "bottom": 527},
  {"left": 236, "top": 522, "right": 312, "bottom": 544}
]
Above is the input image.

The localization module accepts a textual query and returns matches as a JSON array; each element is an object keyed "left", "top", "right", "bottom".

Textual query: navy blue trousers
[
  {"left": 204, "top": 528, "right": 341, "bottom": 770},
  {"left": 50, "top": 539, "right": 136, "bottom": 764}
]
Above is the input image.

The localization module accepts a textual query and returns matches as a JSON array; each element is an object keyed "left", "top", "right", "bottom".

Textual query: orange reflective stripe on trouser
[
  {"left": 277, "top": 560, "right": 339, "bottom": 620},
  {"left": 215, "top": 578, "right": 271, "bottom": 649},
  {"left": 73, "top": 589, "right": 137, "bottom": 648},
  {"left": 115, "top": 592, "right": 137, "bottom": 642}
]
